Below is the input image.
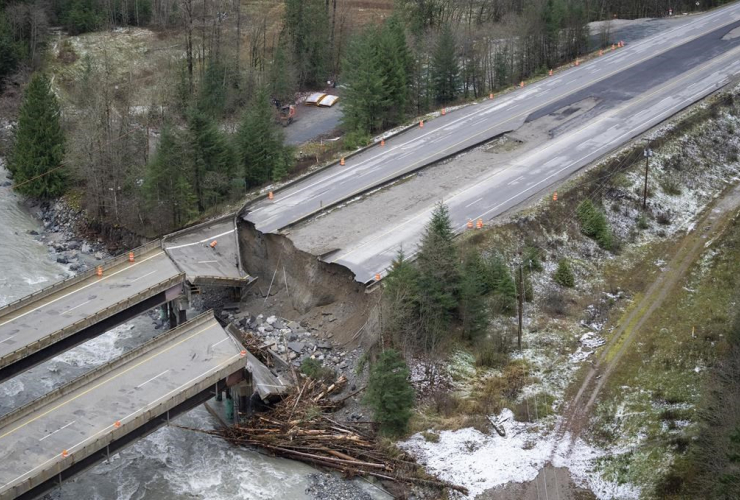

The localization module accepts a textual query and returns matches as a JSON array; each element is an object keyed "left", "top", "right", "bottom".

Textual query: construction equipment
[{"left": 278, "top": 104, "right": 296, "bottom": 127}]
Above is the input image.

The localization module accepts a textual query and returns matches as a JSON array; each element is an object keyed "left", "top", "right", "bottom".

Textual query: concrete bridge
[{"left": 0, "top": 312, "right": 246, "bottom": 500}]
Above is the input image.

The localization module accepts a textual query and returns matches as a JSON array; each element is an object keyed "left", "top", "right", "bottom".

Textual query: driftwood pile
[{"left": 194, "top": 371, "right": 467, "bottom": 495}]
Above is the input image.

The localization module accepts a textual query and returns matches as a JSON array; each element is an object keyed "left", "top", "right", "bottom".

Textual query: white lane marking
[
  {"left": 1, "top": 335, "right": 15, "bottom": 343},
  {"left": 0, "top": 347, "right": 242, "bottom": 491},
  {"left": 507, "top": 175, "right": 525, "bottom": 185},
  {"left": 38, "top": 421, "right": 76, "bottom": 442},
  {"left": 0, "top": 251, "right": 167, "bottom": 328},
  {"left": 211, "top": 338, "right": 229, "bottom": 348},
  {"left": 197, "top": 260, "right": 218, "bottom": 264},
  {"left": 251, "top": 9, "right": 740, "bottom": 220},
  {"left": 62, "top": 300, "right": 92, "bottom": 316},
  {"left": 135, "top": 369, "right": 170, "bottom": 389},
  {"left": 165, "top": 229, "right": 235, "bottom": 250},
  {"left": 131, "top": 270, "right": 157, "bottom": 283},
  {"left": 464, "top": 197, "right": 483, "bottom": 208}
]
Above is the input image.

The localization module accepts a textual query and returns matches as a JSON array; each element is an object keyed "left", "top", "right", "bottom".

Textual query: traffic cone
[
  {"left": 599, "top": 49, "right": 603, "bottom": 56},
  {"left": 489, "top": 93, "right": 494, "bottom": 99},
  {"left": 549, "top": 69, "right": 553, "bottom": 76},
  {"left": 467, "top": 220, "right": 473, "bottom": 229},
  {"left": 420, "top": 120, "right": 424, "bottom": 128},
  {"left": 575, "top": 59, "right": 580, "bottom": 66},
  {"left": 340, "top": 157, "right": 345, "bottom": 166},
  {"left": 553, "top": 191, "right": 558, "bottom": 201},
  {"left": 210, "top": 240, "right": 217, "bottom": 248},
  {"left": 612, "top": 43, "right": 616, "bottom": 51},
  {"left": 520, "top": 81, "right": 525, "bottom": 88},
  {"left": 268, "top": 191, "right": 274, "bottom": 200},
  {"left": 128, "top": 251, "right": 134, "bottom": 263},
  {"left": 96, "top": 265, "right": 103, "bottom": 277},
  {"left": 374, "top": 273, "right": 381, "bottom": 281},
  {"left": 476, "top": 219, "right": 483, "bottom": 229},
  {"left": 441, "top": 108, "right": 446, "bottom": 116},
  {"left": 381, "top": 138, "right": 385, "bottom": 146}
]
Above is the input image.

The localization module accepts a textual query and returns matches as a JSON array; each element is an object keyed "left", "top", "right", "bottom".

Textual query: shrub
[
  {"left": 300, "top": 358, "right": 335, "bottom": 384},
  {"left": 475, "top": 342, "right": 509, "bottom": 368},
  {"left": 656, "top": 211, "right": 672, "bottom": 225},
  {"left": 523, "top": 245, "right": 543, "bottom": 272},
  {"left": 636, "top": 214, "right": 649, "bottom": 230},
  {"left": 661, "top": 177, "right": 683, "bottom": 196},
  {"left": 364, "top": 349, "right": 415, "bottom": 436},
  {"left": 576, "top": 199, "right": 612, "bottom": 250},
  {"left": 553, "top": 259, "right": 575, "bottom": 288},
  {"left": 343, "top": 129, "right": 371, "bottom": 150}
]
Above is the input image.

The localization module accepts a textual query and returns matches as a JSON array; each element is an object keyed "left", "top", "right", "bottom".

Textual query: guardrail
[
  {"left": 0, "top": 310, "right": 216, "bottom": 431},
  {"left": 2, "top": 335, "right": 246, "bottom": 499},
  {"left": 0, "top": 239, "right": 163, "bottom": 320},
  {"left": 0, "top": 273, "right": 185, "bottom": 369}
]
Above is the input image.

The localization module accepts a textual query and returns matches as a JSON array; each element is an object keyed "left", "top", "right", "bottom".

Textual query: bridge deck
[
  {"left": 0, "top": 242, "right": 184, "bottom": 374},
  {"left": 0, "top": 312, "right": 246, "bottom": 500}
]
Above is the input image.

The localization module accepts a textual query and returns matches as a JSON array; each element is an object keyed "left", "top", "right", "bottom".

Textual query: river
[{"left": 0, "top": 161, "right": 320, "bottom": 500}]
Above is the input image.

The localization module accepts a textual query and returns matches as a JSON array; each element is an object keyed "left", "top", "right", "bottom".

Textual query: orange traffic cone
[
  {"left": 476, "top": 219, "right": 484, "bottom": 229},
  {"left": 520, "top": 81, "right": 525, "bottom": 88},
  {"left": 575, "top": 59, "right": 580, "bottom": 66},
  {"left": 374, "top": 273, "right": 381, "bottom": 281},
  {"left": 268, "top": 191, "right": 274, "bottom": 200},
  {"left": 62, "top": 450, "right": 69, "bottom": 458},
  {"left": 128, "top": 251, "right": 134, "bottom": 263},
  {"left": 114, "top": 421, "right": 121, "bottom": 428},
  {"left": 553, "top": 191, "right": 558, "bottom": 201},
  {"left": 210, "top": 240, "right": 217, "bottom": 248},
  {"left": 340, "top": 157, "right": 345, "bottom": 166},
  {"left": 96, "top": 265, "right": 103, "bottom": 277},
  {"left": 549, "top": 69, "right": 553, "bottom": 76},
  {"left": 467, "top": 220, "right": 474, "bottom": 229},
  {"left": 441, "top": 108, "right": 446, "bottom": 116},
  {"left": 599, "top": 49, "right": 603, "bottom": 56},
  {"left": 420, "top": 120, "right": 424, "bottom": 128},
  {"left": 381, "top": 138, "right": 385, "bottom": 146},
  {"left": 489, "top": 93, "right": 494, "bottom": 99}
]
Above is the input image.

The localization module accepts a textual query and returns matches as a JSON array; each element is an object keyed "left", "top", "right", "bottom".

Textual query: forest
[{"left": 0, "top": 0, "right": 732, "bottom": 236}]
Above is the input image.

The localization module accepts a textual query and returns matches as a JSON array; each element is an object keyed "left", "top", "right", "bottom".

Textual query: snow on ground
[{"left": 401, "top": 410, "right": 640, "bottom": 499}]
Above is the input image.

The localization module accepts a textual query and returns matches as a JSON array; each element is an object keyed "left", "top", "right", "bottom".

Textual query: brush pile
[{"left": 215, "top": 374, "right": 467, "bottom": 495}]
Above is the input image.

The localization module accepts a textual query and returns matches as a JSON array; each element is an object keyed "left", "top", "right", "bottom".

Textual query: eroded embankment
[{"left": 237, "top": 218, "right": 378, "bottom": 347}]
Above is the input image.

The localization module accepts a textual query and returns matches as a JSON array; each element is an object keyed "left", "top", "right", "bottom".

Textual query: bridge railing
[
  {"left": 0, "top": 273, "right": 185, "bottom": 370},
  {"left": 0, "top": 310, "right": 216, "bottom": 431},
  {"left": 0, "top": 239, "right": 163, "bottom": 320}
]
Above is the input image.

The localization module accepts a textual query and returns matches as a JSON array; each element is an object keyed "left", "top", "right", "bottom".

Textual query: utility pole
[
  {"left": 517, "top": 252, "right": 524, "bottom": 351},
  {"left": 643, "top": 142, "right": 653, "bottom": 209}
]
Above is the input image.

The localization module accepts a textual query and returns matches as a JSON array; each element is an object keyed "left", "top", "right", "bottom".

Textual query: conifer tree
[
  {"left": 364, "top": 349, "right": 415, "bottom": 436},
  {"left": 416, "top": 203, "right": 460, "bottom": 357},
  {"left": 11, "top": 73, "right": 66, "bottom": 199},
  {"left": 237, "top": 87, "right": 292, "bottom": 187},
  {"left": 383, "top": 248, "right": 421, "bottom": 349},
  {"left": 431, "top": 24, "right": 459, "bottom": 105},
  {"left": 460, "top": 250, "right": 488, "bottom": 340},
  {"left": 284, "top": 0, "right": 330, "bottom": 88},
  {"left": 486, "top": 254, "right": 517, "bottom": 314},
  {"left": 269, "top": 39, "right": 298, "bottom": 105},
  {"left": 188, "top": 109, "right": 235, "bottom": 212},
  {"left": 554, "top": 259, "right": 575, "bottom": 288},
  {"left": 143, "top": 124, "right": 197, "bottom": 230}
]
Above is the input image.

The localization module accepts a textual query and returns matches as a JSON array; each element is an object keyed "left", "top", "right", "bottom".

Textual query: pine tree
[
  {"left": 459, "top": 250, "right": 488, "bottom": 341},
  {"left": 10, "top": 73, "right": 66, "bottom": 199},
  {"left": 379, "top": 15, "right": 412, "bottom": 126},
  {"left": 486, "top": 254, "right": 517, "bottom": 314},
  {"left": 383, "top": 248, "right": 421, "bottom": 349},
  {"left": 237, "top": 87, "right": 292, "bottom": 188},
  {"left": 364, "top": 349, "right": 415, "bottom": 436},
  {"left": 188, "top": 109, "right": 235, "bottom": 212},
  {"left": 431, "top": 24, "right": 460, "bottom": 105},
  {"left": 269, "top": 39, "right": 298, "bottom": 105},
  {"left": 553, "top": 259, "right": 575, "bottom": 288},
  {"left": 284, "top": 0, "right": 330, "bottom": 88},
  {"left": 143, "top": 124, "right": 197, "bottom": 230},
  {"left": 197, "top": 61, "right": 227, "bottom": 118},
  {"left": 416, "top": 203, "right": 460, "bottom": 357},
  {"left": 0, "top": 13, "right": 19, "bottom": 90}
]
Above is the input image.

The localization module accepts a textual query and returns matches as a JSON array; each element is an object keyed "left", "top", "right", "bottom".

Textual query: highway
[
  {"left": 0, "top": 243, "right": 184, "bottom": 379},
  {"left": 164, "top": 216, "right": 250, "bottom": 287},
  {"left": 0, "top": 312, "right": 246, "bottom": 500},
  {"left": 326, "top": 41, "right": 740, "bottom": 282},
  {"left": 243, "top": 4, "right": 740, "bottom": 235}
]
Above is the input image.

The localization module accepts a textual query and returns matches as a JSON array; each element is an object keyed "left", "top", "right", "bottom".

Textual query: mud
[{"left": 479, "top": 466, "right": 596, "bottom": 500}]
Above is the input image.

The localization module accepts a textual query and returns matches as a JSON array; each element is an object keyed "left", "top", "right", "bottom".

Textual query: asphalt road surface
[
  {"left": 164, "top": 217, "right": 246, "bottom": 285},
  {"left": 0, "top": 314, "right": 245, "bottom": 499},
  {"left": 0, "top": 248, "right": 181, "bottom": 367},
  {"left": 243, "top": 4, "right": 740, "bottom": 237}
]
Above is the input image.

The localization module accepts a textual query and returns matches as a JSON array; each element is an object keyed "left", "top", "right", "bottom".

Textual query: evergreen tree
[
  {"left": 10, "top": 73, "right": 66, "bottom": 199},
  {"left": 197, "top": 61, "right": 227, "bottom": 119},
  {"left": 383, "top": 248, "right": 421, "bottom": 349},
  {"left": 553, "top": 258, "right": 575, "bottom": 288},
  {"left": 364, "top": 349, "right": 415, "bottom": 436},
  {"left": 237, "top": 87, "right": 292, "bottom": 187},
  {"left": 416, "top": 203, "right": 460, "bottom": 355},
  {"left": 577, "top": 199, "right": 612, "bottom": 250},
  {"left": 269, "top": 39, "right": 298, "bottom": 105},
  {"left": 188, "top": 109, "right": 235, "bottom": 212},
  {"left": 431, "top": 24, "right": 459, "bottom": 105},
  {"left": 379, "top": 15, "right": 412, "bottom": 125},
  {"left": 459, "top": 250, "right": 488, "bottom": 340},
  {"left": 143, "top": 124, "right": 197, "bottom": 230},
  {"left": 284, "top": 0, "right": 330, "bottom": 88},
  {"left": 0, "top": 13, "right": 18, "bottom": 89},
  {"left": 486, "top": 254, "right": 517, "bottom": 314}
]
